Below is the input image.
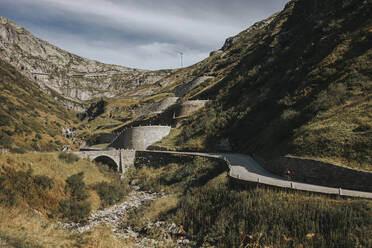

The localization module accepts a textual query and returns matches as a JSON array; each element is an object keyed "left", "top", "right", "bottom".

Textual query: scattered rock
[
  {"left": 60, "top": 188, "right": 175, "bottom": 247},
  {"left": 0, "top": 238, "right": 13, "bottom": 248},
  {"left": 130, "top": 179, "right": 140, "bottom": 186},
  {"left": 62, "top": 189, "right": 166, "bottom": 234},
  {"left": 306, "top": 233, "right": 316, "bottom": 239}
]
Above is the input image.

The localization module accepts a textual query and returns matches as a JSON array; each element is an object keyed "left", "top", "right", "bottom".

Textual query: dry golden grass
[
  {"left": 0, "top": 152, "right": 121, "bottom": 216},
  {"left": 0, "top": 207, "right": 131, "bottom": 248},
  {"left": 88, "top": 190, "right": 103, "bottom": 213},
  {"left": 0, "top": 152, "right": 110, "bottom": 186},
  {"left": 141, "top": 195, "right": 179, "bottom": 221},
  {"left": 0, "top": 152, "right": 133, "bottom": 247},
  {"left": 107, "top": 98, "right": 139, "bottom": 108},
  {"left": 0, "top": 207, "right": 74, "bottom": 247},
  {"left": 78, "top": 226, "right": 129, "bottom": 248},
  {"left": 142, "top": 93, "right": 174, "bottom": 103}
]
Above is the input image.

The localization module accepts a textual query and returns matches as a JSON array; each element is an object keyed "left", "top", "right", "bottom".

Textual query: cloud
[{"left": 0, "top": 0, "right": 289, "bottom": 69}]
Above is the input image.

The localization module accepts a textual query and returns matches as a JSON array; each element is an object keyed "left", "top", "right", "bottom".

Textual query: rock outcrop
[{"left": 0, "top": 16, "right": 172, "bottom": 110}]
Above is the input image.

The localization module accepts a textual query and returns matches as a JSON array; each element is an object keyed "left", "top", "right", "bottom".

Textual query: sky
[{"left": 0, "top": 0, "right": 289, "bottom": 70}]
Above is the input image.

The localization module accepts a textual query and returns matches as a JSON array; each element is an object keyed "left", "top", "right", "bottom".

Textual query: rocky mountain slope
[
  {"left": 73, "top": 12, "right": 283, "bottom": 145},
  {"left": 0, "top": 16, "right": 172, "bottom": 110},
  {"left": 154, "top": 0, "right": 372, "bottom": 170},
  {"left": 0, "top": 0, "right": 370, "bottom": 171},
  {"left": 0, "top": 58, "right": 77, "bottom": 151}
]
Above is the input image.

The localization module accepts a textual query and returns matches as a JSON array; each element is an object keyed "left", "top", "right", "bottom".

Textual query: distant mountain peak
[{"left": 0, "top": 16, "right": 171, "bottom": 109}]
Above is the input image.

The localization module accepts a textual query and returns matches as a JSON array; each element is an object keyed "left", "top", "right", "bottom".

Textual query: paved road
[{"left": 141, "top": 150, "right": 372, "bottom": 199}]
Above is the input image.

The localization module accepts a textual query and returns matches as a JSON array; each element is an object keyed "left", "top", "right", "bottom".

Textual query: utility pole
[{"left": 177, "top": 51, "right": 183, "bottom": 68}]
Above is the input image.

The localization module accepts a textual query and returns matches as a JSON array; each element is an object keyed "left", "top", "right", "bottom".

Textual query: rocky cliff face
[{"left": 0, "top": 16, "right": 171, "bottom": 110}]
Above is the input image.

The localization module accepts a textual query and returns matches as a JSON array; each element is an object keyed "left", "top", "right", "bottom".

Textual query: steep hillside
[
  {"left": 0, "top": 58, "right": 77, "bottom": 151},
  {"left": 0, "top": 16, "right": 172, "bottom": 110},
  {"left": 0, "top": 152, "right": 128, "bottom": 247},
  {"left": 3, "top": 0, "right": 370, "bottom": 171},
  {"left": 79, "top": 14, "right": 283, "bottom": 145},
  {"left": 156, "top": 0, "right": 372, "bottom": 170}
]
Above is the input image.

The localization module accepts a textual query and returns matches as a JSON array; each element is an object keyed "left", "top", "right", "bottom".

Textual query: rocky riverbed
[{"left": 61, "top": 187, "right": 190, "bottom": 247}]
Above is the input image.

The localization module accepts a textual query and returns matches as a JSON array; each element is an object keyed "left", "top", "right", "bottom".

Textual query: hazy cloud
[{"left": 0, "top": 0, "right": 289, "bottom": 69}]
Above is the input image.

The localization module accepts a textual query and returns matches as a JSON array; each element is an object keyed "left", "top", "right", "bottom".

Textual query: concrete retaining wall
[
  {"left": 173, "top": 76, "right": 214, "bottom": 97},
  {"left": 110, "top": 126, "right": 171, "bottom": 150},
  {"left": 262, "top": 156, "right": 372, "bottom": 192},
  {"left": 175, "top": 100, "right": 209, "bottom": 117}
]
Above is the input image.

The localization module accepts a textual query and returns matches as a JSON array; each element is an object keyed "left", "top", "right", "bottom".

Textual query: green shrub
[
  {"left": 93, "top": 182, "right": 127, "bottom": 208},
  {"left": 58, "top": 152, "right": 79, "bottom": 164},
  {"left": 59, "top": 200, "right": 91, "bottom": 223},
  {"left": 0, "top": 134, "right": 13, "bottom": 148},
  {"left": 34, "top": 175, "right": 53, "bottom": 190},
  {"left": 0, "top": 112, "right": 11, "bottom": 126},
  {"left": 60, "top": 172, "right": 91, "bottom": 223},
  {"left": 65, "top": 172, "right": 88, "bottom": 201},
  {"left": 9, "top": 147, "right": 27, "bottom": 154},
  {"left": 0, "top": 167, "right": 54, "bottom": 210}
]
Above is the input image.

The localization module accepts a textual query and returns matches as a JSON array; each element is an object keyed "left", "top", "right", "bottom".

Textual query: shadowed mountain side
[{"left": 156, "top": 0, "right": 372, "bottom": 171}]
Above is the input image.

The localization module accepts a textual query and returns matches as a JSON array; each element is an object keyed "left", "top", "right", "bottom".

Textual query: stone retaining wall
[
  {"left": 110, "top": 126, "right": 171, "bottom": 150},
  {"left": 261, "top": 156, "right": 372, "bottom": 192},
  {"left": 175, "top": 100, "right": 209, "bottom": 117}
]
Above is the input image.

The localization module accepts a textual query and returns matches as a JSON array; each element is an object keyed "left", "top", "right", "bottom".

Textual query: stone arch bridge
[{"left": 73, "top": 149, "right": 136, "bottom": 173}]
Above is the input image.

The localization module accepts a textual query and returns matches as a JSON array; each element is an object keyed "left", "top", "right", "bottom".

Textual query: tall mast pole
[{"left": 177, "top": 51, "right": 183, "bottom": 68}]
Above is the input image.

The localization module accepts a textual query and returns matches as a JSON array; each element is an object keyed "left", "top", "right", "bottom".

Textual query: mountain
[
  {"left": 154, "top": 0, "right": 372, "bottom": 170},
  {"left": 0, "top": 16, "right": 172, "bottom": 110},
  {"left": 0, "top": 0, "right": 370, "bottom": 170},
  {"left": 0, "top": 57, "right": 77, "bottom": 151}
]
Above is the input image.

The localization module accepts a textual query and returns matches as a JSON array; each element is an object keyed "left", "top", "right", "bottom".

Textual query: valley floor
[{"left": 0, "top": 152, "right": 371, "bottom": 248}]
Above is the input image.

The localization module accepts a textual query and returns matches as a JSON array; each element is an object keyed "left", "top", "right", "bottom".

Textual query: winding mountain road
[{"left": 141, "top": 150, "right": 372, "bottom": 199}]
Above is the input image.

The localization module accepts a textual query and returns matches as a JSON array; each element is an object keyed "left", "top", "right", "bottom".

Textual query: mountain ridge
[
  {"left": 0, "top": 0, "right": 371, "bottom": 171},
  {"left": 0, "top": 16, "right": 172, "bottom": 110},
  {"left": 154, "top": 0, "right": 372, "bottom": 171}
]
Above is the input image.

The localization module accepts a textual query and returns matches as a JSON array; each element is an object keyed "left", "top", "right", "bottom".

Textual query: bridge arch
[{"left": 93, "top": 155, "right": 119, "bottom": 172}]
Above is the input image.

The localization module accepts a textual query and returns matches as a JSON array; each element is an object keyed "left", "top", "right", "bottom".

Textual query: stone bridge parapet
[{"left": 73, "top": 149, "right": 135, "bottom": 173}]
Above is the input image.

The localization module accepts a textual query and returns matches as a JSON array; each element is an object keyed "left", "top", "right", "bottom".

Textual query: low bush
[
  {"left": 34, "top": 175, "right": 53, "bottom": 190},
  {"left": 174, "top": 183, "right": 372, "bottom": 247},
  {"left": 65, "top": 172, "right": 88, "bottom": 201},
  {"left": 9, "top": 147, "right": 27, "bottom": 154},
  {"left": 93, "top": 182, "right": 127, "bottom": 208},
  {"left": 58, "top": 152, "right": 79, "bottom": 164},
  {"left": 60, "top": 172, "right": 91, "bottom": 223},
  {"left": 59, "top": 199, "right": 91, "bottom": 223},
  {"left": 0, "top": 167, "right": 54, "bottom": 210},
  {"left": 132, "top": 154, "right": 227, "bottom": 193}
]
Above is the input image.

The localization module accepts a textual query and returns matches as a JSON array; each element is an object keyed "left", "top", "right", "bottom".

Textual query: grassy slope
[
  {"left": 158, "top": 0, "right": 372, "bottom": 170},
  {"left": 128, "top": 154, "right": 372, "bottom": 248},
  {"left": 0, "top": 58, "right": 77, "bottom": 151},
  {"left": 0, "top": 152, "right": 128, "bottom": 247}
]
